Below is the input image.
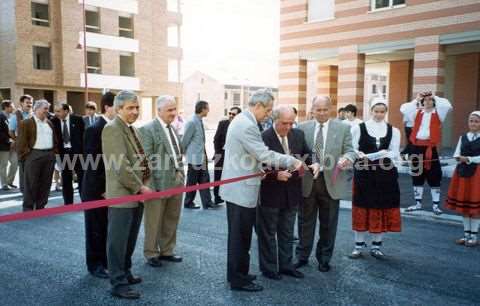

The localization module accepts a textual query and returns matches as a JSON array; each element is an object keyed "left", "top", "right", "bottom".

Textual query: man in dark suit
[
  {"left": 83, "top": 101, "right": 99, "bottom": 129},
  {"left": 0, "top": 100, "right": 16, "bottom": 191},
  {"left": 258, "top": 106, "right": 312, "bottom": 280},
  {"left": 212, "top": 106, "right": 241, "bottom": 204},
  {"left": 81, "top": 92, "right": 116, "bottom": 279},
  {"left": 51, "top": 102, "right": 85, "bottom": 205}
]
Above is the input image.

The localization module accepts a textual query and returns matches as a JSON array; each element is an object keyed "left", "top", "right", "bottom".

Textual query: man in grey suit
[
  {"left": 295, "top": 96, "right": 357, "bottom": 273},
  {"left": 220, "top": 89, "right": 303, "bottom": 292},
  {"left": 139, "top": 95, "right": 185, "bottom": 268},
  {"left": 182, "top": 100, "right": 216, "bottom": 209},
  {"left": 102, "top": 91, "right": 153, "bottom": 299}
]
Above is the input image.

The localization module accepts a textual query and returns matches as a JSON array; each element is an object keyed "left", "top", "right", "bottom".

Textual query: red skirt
[
  {"left": 445, "top": 167, "right": 480, "bottom": 217},
  {"left": 352, "top": 205, "right": 402, "bottom": 233}
]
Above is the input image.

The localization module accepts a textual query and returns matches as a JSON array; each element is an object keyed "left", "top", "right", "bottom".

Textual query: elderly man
[
  {"left": 220, "top": 89, "right": 303, "bottom": 292},
  {"left": 17, "top": 100, "right": 58, "bottom": 211},
  {"left": 102, "top": 91, "right": 153, "bottom": 299},
  {"left": 83, "top": 101, "right": 99, "bottom": 128},
  {"left": 295, "top": 96, "right": 357, "bottom": 273},
  {"left": 140, "top": 95, "right": 185, "bottom": 268},
  {"left": 9, "top": 95, "right": 33, "bottom": 193},
  {"left": 182, "top": 100, "right": 216, "bottom": 209},
  {"left": 257, "top": 106, "right": 313, "bottom": 280}
]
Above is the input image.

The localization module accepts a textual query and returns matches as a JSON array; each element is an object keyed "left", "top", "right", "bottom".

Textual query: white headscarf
[{"left": 470, "top": 111, "right": 480, "bottom": 118}]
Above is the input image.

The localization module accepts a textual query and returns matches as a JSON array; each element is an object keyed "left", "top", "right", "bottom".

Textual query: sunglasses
[{"left": 228, "top": 112, "right": 237, "bottom": 116}]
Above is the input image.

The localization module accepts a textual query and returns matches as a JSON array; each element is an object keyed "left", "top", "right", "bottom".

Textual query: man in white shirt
[
  {"left": 139, "top": 95, "right": 185, "bottom": 268},
  {"left": 343, "top": 104, "right": 363, "bottom": 128},
  {"left": 17, "top": 100, "right": 57, "bottom": 211}
]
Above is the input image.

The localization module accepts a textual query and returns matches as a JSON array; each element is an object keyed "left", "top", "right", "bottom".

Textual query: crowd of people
[{"left": 0, "top": 88, "right": 479, "bottom": 299}]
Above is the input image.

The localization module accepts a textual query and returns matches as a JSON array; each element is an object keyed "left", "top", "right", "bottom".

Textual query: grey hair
[
  {"left": 156, "top": 95, "right": 176, "bottom": 110},
  {"left": 272, "top": 106, "right": 295, "bottom": 121},
  {"left": 33, "top": 99, "right": 50, "bottom": 112},
  {"left": 311, "top": 95, "right": 331, "bottom": 108},
  {"left": 248, "top": 88, "right": 274, "bottom": 107},
  {"left": 114, "top": 90, "right": 138, "bottom": 109}
]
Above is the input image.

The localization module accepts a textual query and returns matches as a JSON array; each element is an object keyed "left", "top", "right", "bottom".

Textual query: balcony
[
  {"left": 79, "top": 0, "right": 138, "bottom": 14},
  {"left": 80, "top": 73, "right": 140, "bottom": 91},
  {"left": 79, "top": 31, "right": 139, "bottom": 53}
]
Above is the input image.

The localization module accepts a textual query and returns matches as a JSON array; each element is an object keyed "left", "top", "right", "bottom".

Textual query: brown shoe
[{"left": 455, "top": 238, "right": 467, "bottom": 245}]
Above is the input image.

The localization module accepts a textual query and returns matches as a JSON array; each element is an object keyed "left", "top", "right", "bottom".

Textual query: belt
[{"left": 32, "top": 148, "right": 53, "bottom": 152}]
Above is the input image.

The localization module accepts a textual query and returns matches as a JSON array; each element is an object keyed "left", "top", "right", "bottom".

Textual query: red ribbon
[{"left": 0, "top": 172, "right": 263, "bottom": 224}]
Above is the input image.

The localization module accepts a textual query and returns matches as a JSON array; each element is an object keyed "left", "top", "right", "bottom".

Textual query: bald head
[
  {"left": 273, "top": 106, "right": 296, "bottom": 137},
  {"left": 311, "top": 96, "right": 332, "bottom": 123}
]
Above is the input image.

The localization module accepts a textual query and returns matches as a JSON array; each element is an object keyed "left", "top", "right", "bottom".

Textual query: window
[
  {"left": 233, "top": 93, "right": 241, "bottom": 106},
  {"left": 33, "top": 46, "right": 52, "bottom": 70},
  {"left": 167, "top": 0, "right": 179, "bottom": 12},
  {"left": 168, "top": 59, "right": 179, "bottom": 82},
  {"left": 85, "top": 8, "right": 100, "bottom": 33},
  {"left": 372, "top": 84, "right": 377, "bottom": 94},
  {"left": 31, "top": 1, "right": 49, "bottom": 27},
  {"left": 224, "top": 92, "right": 228, "bottom": 100},
  {"left": 119, "top": 15, "right": 134, "bottom": 38},
  {"left": 87, "top": 49, "right": 101, "bottom": 74},
  {"left": 308, "top": 0, "right": 334, "bottom": 22},
  {"left": 371, "top": 0, "right": 405, "bottom": 10},
  {"left": 382, "top": 85, "right": 387, "bottom": 94},
  {"left": 168, "top": 25, "right": 179, "bottom": 47},
  {"left": 120, "top": 52, "right": 135, "bottom": 77}
]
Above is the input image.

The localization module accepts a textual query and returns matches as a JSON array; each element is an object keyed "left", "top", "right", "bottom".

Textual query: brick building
[
  {"left": 0, "top": 0, "right": 182, "bottom": 120},
  {"left": 280, "top": 0, "right": 480, "bottom": 147}
]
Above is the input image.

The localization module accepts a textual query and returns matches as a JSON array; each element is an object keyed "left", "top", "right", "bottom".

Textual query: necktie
[
  {"left": 62, "top": 120, "right": 70, "bottom": 144},
  {"left": 314, "top": 123, "right": 324, "bottom": 165},
  {"left": 166, "top": 124, "right": 183, "bottom": 169},
  {"left": 90, "top": 116, "right": 94, "bottom": 125},
  {"left": 281, "top": 136, "right": 289, "bottom": 155},
  {"left": 129, "top": 126, "right": 151, "bottom": 182}
]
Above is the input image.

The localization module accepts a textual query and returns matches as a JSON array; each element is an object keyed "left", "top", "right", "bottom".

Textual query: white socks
[
  {"left": 413, "top": 186, "right": 424, "bottom": 207},
  {"left": 431, "top": 188, "right": 441, "bottom": 208},
  {"left": 354, "top": 231, "right": 383, "bottom": 249}
]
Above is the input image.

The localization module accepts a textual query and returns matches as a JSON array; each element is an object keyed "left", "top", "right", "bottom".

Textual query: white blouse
[
  {"left": 400, "top": 96, "right": 452, "bottom": 132},
  {"left": 453, "top": 132, "right": 480, "bottom": 164},
  {"left": 351, "top": 119, "right": 401, "bottom": 161}
]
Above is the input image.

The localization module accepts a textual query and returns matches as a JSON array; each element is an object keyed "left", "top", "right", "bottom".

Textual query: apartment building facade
[
  {"left": 280, "top": 0, "right": 480, "bottom": 147},
  {"left": 0, "top": 0, "right": 182, "bottom": 120}
]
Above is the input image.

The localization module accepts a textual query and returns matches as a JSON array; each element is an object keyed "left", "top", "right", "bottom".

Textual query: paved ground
[{"left": 0, "top": 190, "right": 479, "bottom": 306}]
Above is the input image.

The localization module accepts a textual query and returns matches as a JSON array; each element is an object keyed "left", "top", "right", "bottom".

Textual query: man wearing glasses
[{"left": 212, "top": 107, "right": 242, "bottom": 204}]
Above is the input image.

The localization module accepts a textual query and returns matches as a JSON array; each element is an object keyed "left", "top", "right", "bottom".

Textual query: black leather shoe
[
  {"left": 204, "top": 202, "right": 220, "bottom": 209},
  {"left": 89, "top": 266, "right": 109, "bottom": 279},
  {"left": 127, "top": 275, "right": 142, "bottom": 285},
  {"left": 146, "top": 257, "right": 163, "bottom": 267},
  {"left": 294, "top": 259, "right": 308, "bottom": 269},
  {"left": 8, "top": 184, "right": 18, "bottom": 189},
  {"left": 246, "top": 274, "right": 257, "bottom": 281},
  {"left": 280, "top": 269, "right": 304, "bottom": 279},
  {"left": 159, "top": 255, "right": 183, "bottom": 262},
  {"left": 111, "top": 286, "right": 141, "bottom": 299},
  {"left": 230, "top": 283, "right": 264, "bottom": 292},
  {"left": 184, "top": 204, "right": 201, "bottom": 209},
  {"left": 318, "top": 263, "right": 331, "bottom": 272},
  {"left": 262, "top": 271, "right": 282, "bottom": 280},
  {"left": 214, "top": 197, "right": 224, "bottom": 204}
]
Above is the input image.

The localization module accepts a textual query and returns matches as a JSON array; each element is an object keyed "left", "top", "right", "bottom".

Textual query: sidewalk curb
[{"left": 340, "top": 201, "right": 462, "bottom": 225}]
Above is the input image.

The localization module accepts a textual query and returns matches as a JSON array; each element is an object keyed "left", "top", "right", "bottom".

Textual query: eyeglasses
[{"left": 228, "top": 112, "right": 237, "bottom": 117}]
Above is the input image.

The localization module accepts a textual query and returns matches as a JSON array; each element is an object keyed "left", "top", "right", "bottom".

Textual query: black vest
[
  {"left": 353, "top": 123, "right": 400, "bottom": 209},
  {"left": 457, "top": 134, "right": 480, "bottom": 178}
]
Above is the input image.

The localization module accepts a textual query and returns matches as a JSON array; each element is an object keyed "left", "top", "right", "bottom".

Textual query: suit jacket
[
  {"left": 219, "top": 110, "right": 297, "bottom": 208},
  {"left": 260, "top": 127, "right": 311, "bottom": 209},
  {"left": 181, "top": 115, "right": 207, "bottom": 165},
  {"left": 51, "top": 114, "right": 85, "bottom": 155},
  {"left": 17, "top": 117, "right": 59, "bottom": 161},
  {"left": 83, "top": 114, "right": 99, "bottom": 129},
  {"left": 298, "top": 119, "right": 357, "bottom": 200},
  {"left": 102, "top": 116, "right": 150, "bottom": 208},
  {"left": 81, "top": 116, "right": 108, "bottom": 200},
  {"left": 139, "top": 118, "right": 185, "bottom": 192},
  {"left": 0, "top": 113, "right": 11, "bottom": 151},
  {"left": 213, "top": 119, "right": 230, "bottom": 155}
]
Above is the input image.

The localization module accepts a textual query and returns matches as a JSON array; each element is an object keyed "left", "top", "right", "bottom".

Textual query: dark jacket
[
  {"left": 260, "top": 127, "right": 311, "bottom": 209},
  {"left": 51, "top": 114, "right": 85, "bottom": 155},
  {"left": 17, "top": 117, "right": 59, "bottom": 161},
  {"left": 81, "top": 116, "right": 107, "bottom": 200},
  {"left": 213, "top": 119, "right": 230, "bottom": 155},
  {"left": 0, "top": 113, "right": 11, "bottom": 151}
]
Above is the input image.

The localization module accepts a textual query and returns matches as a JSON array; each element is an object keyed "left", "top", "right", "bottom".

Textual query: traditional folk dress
[
  {"left": 400, "top": 96, "right": 452, "bottom": 215},
  {"left": 351, "top": 120, "right": 401, "bottom": 257},
  {"left": 446, "top": 130, "right": 480, "bottom": 246}
]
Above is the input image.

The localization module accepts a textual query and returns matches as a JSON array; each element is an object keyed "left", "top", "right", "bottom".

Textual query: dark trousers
[
  {"left": 84, "top": 203, "right": 108, "bottom": 272},
  {"left": 22, "top": 150, "right": 55, "bottom": 211},
  {"left": 257, "top": 205, "right": 297, "bottom": 274},
  {"left": 401, "top": 126, "right": 413, "bottom": 155},
  {"left": 213, "top": 155, "right": 224, "bottom": 200},
  {"left": 227, "top": 202, "right": 256, "bottom": 287},
  {"left": 107, "top": 205, "right": 143, "bottom": 288},
  {"left": 184, "top": 163, "right": 212, "bottom": 207},
  {"left": 410, "top": 145, "right": 442, "bottom": 187},
  {"left": 19, "top": 160, "right": 25, "bottom": 194},
  {"left": 60, "top": 151, "right": 84, "bottom": 205},
  {"left": 296, "top": 175, "right": 339, "bottom": 265}
]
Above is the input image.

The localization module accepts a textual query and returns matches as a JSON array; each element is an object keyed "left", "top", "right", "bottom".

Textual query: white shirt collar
[
  {"left": 34, "top": 115, "right": 47, "bottom": 123},
  {"left": 101, "top": 114, "right": 112, "bottom": 123},
  {"left": 156, "top": 116, "right": 171, "bottom": 128}
]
